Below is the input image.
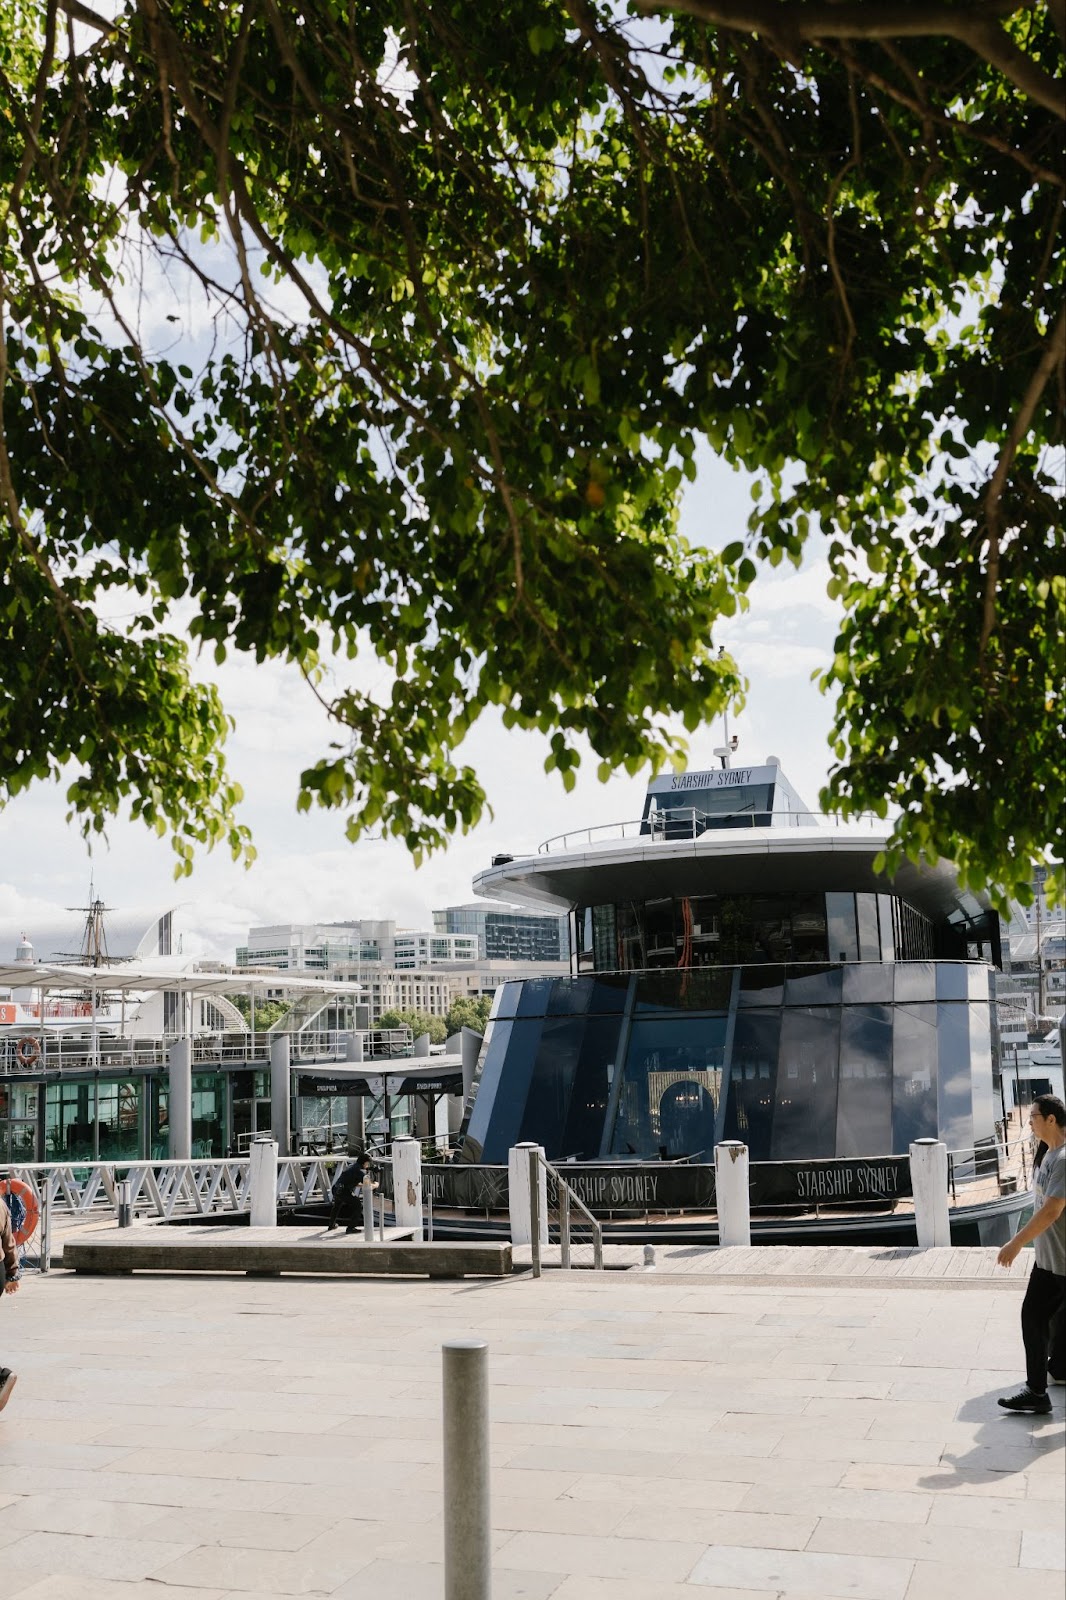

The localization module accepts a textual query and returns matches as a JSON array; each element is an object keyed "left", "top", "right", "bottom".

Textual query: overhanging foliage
[{"left": 1, "top": 1, "right": 1062, "bottom": 904}]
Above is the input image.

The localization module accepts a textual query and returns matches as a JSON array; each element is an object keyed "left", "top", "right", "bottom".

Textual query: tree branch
[
  {"left": 979, "top": 302, "right": 1066, "bottom": 664},
  {"left": 646, "top": 1, "right": 1066, "bottom": 119}
]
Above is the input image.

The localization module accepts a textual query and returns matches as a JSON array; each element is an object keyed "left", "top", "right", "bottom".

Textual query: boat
[{"left": 453, "top": 756, "right": 1029, "bottom": 1245}]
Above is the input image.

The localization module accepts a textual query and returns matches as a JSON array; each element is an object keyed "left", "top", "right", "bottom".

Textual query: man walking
[
  {"left": 997, "top": 1094, "right": 1066, "bottom": 1413},
  {"left": 1, "top": 1185, "right": 21, "bottom": 1413}
]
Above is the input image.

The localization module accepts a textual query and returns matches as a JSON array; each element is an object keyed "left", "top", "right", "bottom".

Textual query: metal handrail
[
  {"left": 537, "top": 808, "right": 885, "bottom": 854},
  {"left": 528, "top": 1147, "right": 604, "bottom": 1277},
  {"left": 0, "top": 1026, "right": 414, "bottom": 1078}
]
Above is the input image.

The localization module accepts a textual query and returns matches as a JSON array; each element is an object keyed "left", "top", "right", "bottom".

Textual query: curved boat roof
[{"left": 474, "top": 763, "right": 993, "bottom": 927}]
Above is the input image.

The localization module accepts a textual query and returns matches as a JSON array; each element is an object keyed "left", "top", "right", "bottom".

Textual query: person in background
[
  {"left": 1, "top": 1182, "right": 21, "bottom": 1413},
  {"left": 326, "top": 1149, "right": 378, "bottom": 1235},
  {"left": 997, "top": 1094, "right": 1066, "bottom": 1413}
]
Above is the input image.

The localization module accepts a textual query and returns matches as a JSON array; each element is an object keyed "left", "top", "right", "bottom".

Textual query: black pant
[
  {"left": 1021, "top": 1264, "right": 1066, "bottom": 1392},
  {"left": 328, "top": 1183, "right": 362, "bottom": 1230}
]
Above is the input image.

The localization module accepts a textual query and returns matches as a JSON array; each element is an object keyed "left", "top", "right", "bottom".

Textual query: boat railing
[
  {"left": 537, "top": 808, "right": 885, "bottom": 854},
  {"left": 946, "top": 1128, "right": 1032, "bottom": 1206}
]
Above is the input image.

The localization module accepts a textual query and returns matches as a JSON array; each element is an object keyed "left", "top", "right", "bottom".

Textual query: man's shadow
[{"left": 920, "top": 1387, "right": 1064, "bottom": 1488}]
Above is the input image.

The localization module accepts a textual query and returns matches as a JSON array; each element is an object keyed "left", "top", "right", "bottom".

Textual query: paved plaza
[{"left": 0, "top": 1249, "right": 1063, "bottom": 1600}]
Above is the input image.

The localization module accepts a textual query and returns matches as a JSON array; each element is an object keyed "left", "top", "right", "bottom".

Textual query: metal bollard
[
  {"left": 426, "top": 1188, "right": 434, "bottom": 1243},
  {"left": 443, "top": 1340, "right": 491, "bottom": 1600},
  {"left": 116, "top": 1179, "right": 133, "bottom": 1228},
  {"left": 362, "top": 1178, "right": 375, "bottom": 1242},
  {"left": 643, "top": 1243, "right": 657, "bottom": 1270}
]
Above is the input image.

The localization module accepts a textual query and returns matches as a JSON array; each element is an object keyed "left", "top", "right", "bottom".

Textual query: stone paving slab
[
  {"left": 0, "top": 1255, "right": 1061, "bottom": 1599},
  {"left": 518, "top": 1243, "right": 1035, "bottom": 1287}
]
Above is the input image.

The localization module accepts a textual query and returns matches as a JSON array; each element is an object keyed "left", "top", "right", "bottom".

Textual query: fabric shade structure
[{"left": 0, "top": 959, "right": 367, "bottom": 1071}]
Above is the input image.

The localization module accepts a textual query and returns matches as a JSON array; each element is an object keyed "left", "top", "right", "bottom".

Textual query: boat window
[
  {"left": 790, "top": 894, "right": 828, "bottom": 963},
  {"left": 592, "top": 904, "right": 617, "bottom": 972},
  {"left": 841, "top": 963, "right": 894, "bottom": 1004},
  {"left": 836, "top": 1006, "right": 893, "bottom": 1156},
  {"left": 936, "top": 1001, "right": 974, "bottom": 1152},
  {"left": 856, "top": 894, "right": 880, "bottom": 961},
  {"left": 774, "top": 1008, "right": 839, "bottom": 1160},
  {"left": 826, "top": 892, "right": 859, "bottom": 962},
  {"left": 891, "top": 1003, "right": 938, "bottom": 1146},
  {"left": 783, "top": 966, "right": 843, "bottom": 1005},
  {"left": 611, "top": 1017, "right": 727, "bottom": 1160},
  {"left": 894, "top": 962, "right": 935, "bottom": 1002},
  {"left": 634, "top": 967, "right": 733, "bottom": 1014}
]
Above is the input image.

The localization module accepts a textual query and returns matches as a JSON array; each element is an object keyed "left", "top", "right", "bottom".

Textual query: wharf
[
  {"left": 53, "top": 1221, "right": 1036, "bottom": 1290},
  {"left": 1, "top": 1241, "right": 1061, "bottom": 1600}
]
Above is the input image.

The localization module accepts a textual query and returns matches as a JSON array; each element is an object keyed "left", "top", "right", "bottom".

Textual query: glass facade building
[{"left": 434, "top": 903, "right": 568, "bottom": 963}]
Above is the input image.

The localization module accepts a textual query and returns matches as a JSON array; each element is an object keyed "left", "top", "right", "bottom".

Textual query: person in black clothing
[
  {"left": 1, "top": 1182, "right": 22, "bottom": 1414},
  {"left": 326, "top": 1151, "right": 378, "bottom": 1234}
]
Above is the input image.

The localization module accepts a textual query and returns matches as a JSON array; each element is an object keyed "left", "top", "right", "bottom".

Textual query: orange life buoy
[
  {"left": 0, "top": 1178, "right": 40, "bottom": 1245},
  {"left": 15, "top": 1036, "right": 41, "bottom": 1067}
]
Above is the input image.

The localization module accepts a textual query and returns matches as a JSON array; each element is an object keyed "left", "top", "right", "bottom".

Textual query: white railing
[
  {"left": 10, "top": 1155, "right": 344, "bottom": 1223},
  {"left": 537, "top": 808, "right": 885, "bottom": 854},
  {"left": 0, "top": 1026, "right": 415, "bottom": 1078}
]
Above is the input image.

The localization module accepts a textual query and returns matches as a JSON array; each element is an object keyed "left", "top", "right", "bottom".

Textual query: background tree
[
  {"left": 444, "top": 994, "right": 493, "bottom": 1037},
  {"left": 1, "top": 1, "right": 1061, "bottom": 904},
  {"left": 377, "top": 1008, "right": 448, "bottom": 1044},
  {"left": 229, "top": 994, "right": 293, "bottom": 1031}
]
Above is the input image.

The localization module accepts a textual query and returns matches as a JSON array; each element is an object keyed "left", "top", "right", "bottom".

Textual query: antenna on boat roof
[{"left": 715, "top": 647, "right": 740, "bottom": 767}]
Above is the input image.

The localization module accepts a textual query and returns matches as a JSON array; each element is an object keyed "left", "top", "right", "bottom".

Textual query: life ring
[
  {"left": 1, "top": 1178, "right": 40, "bottom": 1245},
  {"left": 15, "top": 1036, "right": 41, "bottom": 1067}
]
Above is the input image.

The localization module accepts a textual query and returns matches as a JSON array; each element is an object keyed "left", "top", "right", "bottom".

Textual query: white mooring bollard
[
  {"left": 715, "top": 1141, "right": 752, "bottom": 1248},
  {"left": 910, "top": 1138, "right": 951, "bottom": 1249},
  {"left": 392, "top": 1136, "right": 424, "bottom": 1235},
  {"left": 443, "top": 1340, "right": 491, "bottom": 1600},
  {"left": 508, "top": 1142, "right": 548, "bottom": 1249},
  {"left": 248, "top": 1137, "right": 279, "bottom": 1228}
]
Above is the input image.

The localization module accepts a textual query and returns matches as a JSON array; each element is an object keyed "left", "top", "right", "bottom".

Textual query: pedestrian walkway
[{"left": 1, "top": 1249, "right": 1061, "bottom": 1599}]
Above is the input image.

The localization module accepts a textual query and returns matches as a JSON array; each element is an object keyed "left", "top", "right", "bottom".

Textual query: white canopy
[{"left": 0, "top": 960, "right": 365, "bottom": 998}]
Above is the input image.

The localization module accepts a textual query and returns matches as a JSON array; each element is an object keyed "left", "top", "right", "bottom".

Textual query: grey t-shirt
[{"left": 1033, "top": 1144, "right": 1066, "bottom": 1275}]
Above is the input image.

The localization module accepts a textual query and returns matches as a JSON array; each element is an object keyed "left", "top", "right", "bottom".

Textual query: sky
[{"left": 0, "top": 443, "right": 843, "bottom": 964}]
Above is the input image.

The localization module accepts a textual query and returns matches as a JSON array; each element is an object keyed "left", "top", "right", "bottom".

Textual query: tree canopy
[
  {"left": 444, "top": 993, "right": 494, "bottom": 1037},
  {"left": 377, "top": 1007, "right": 448, "bottom": 1045},
  {"left": 1, "top": 0, "right": 1062, "bottom": 904}
]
